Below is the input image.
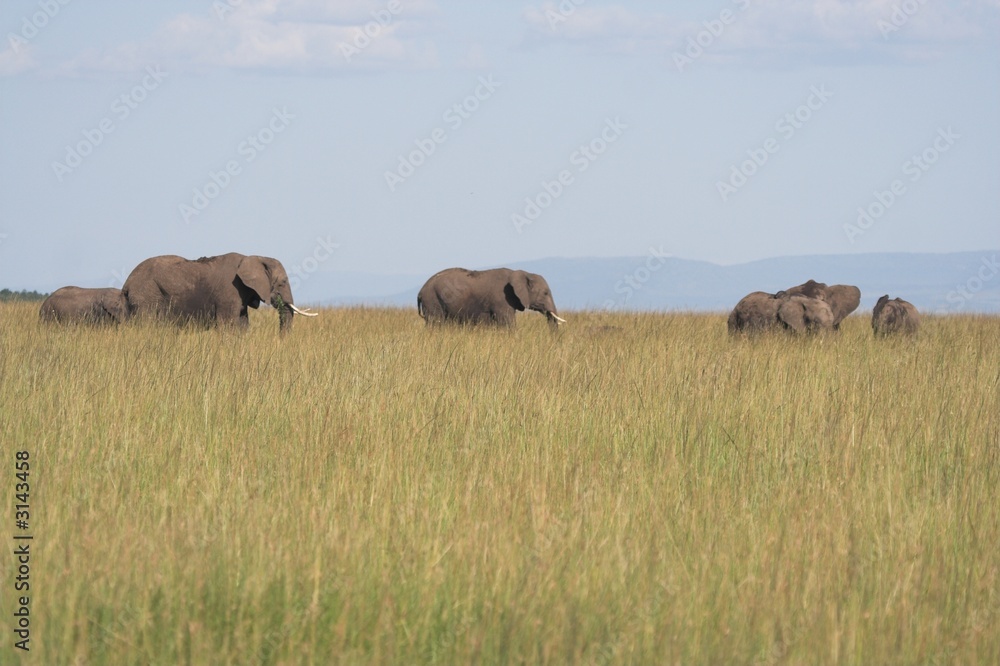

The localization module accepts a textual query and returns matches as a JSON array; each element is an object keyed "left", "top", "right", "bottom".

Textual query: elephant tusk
[
  {"left": 288, "top": 304, "right": 318, "bottom": 317},
  {"left": 551, "top": 314, "right": 567, "bottom": 324}
]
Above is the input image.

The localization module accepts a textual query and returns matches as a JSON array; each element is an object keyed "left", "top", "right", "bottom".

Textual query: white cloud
[
  {"left": 46, "top": 0, "right": 441, "bottom": 76},
  {"left": 252, "top": 0, "right": 437, "bottom": 24},
  {"left": 522, "top": 0, "right": 999, "bottom": 66},
  {"left": 0, "top": 43, "right": 39, "bottom": 77}
]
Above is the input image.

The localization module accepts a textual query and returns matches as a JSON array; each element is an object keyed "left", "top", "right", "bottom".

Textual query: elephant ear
[
  {"left": 777, "top": 298, "right": 807, "bottom": 332},
  {"left": 832, "top": 285, "right": 861, "bottom": 324},
  {"left": 873, "top": 294, "right": 889, "bottom": 319},
  {"left": 235, "top": 256, "right": 271, "bottom": 306},
  {"left": 506, "top": 271, "right": 531, "bottom": 311}
]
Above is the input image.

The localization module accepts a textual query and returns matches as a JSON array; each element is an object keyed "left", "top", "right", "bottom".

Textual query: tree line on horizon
[{"left": 0, "top": 289, "right": 49, "bottom": 302}]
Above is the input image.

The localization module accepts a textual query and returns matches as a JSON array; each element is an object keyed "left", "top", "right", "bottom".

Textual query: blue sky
[{"left": 1, "top": 0, "right": 997, "bottom": 295}]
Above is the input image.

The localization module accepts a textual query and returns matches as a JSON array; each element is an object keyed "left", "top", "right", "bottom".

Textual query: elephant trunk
[
  {"left": 278, "top": 305, "right": 293, "bottom": 334},
  {"left": 278, "top": 302, "right": 317, "bottom": 333},
  {"left": 546, "top": 310, "right": 566, "bottom": 330}
]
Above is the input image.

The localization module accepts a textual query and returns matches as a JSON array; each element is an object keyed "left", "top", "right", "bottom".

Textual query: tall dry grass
[{"left": 1, "top": 302, "right": 998, "bottom": 664}]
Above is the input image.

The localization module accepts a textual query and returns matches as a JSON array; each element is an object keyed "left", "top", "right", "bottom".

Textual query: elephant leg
[{"left": 493, "top": 308, "right": 516, "bottom": 327}]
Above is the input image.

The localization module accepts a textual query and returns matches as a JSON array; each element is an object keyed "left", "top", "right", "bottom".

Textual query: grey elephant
[
  {"left": 122, "top": 253, "right": 315, "bottom": 333},
  {"left": 727, "top": 291, "right": 784, "bottom": 333},
  {"left": 39, "top": 286, "right": 126, "bottom": 325},
  {"left": 729, "top": 279, "right": 861, "bottom": 334},
  {"left": 872, "top": 295, "right": 920, "bottom": 336},
  {"left": 417, "top": 267, "right": 565, "bottom": 328},
  {"left": 776, "top": 295, "right": 834, "bottom": 333},
  {"left": 781, "top": 279, "right": 860, "bottom": 329}
]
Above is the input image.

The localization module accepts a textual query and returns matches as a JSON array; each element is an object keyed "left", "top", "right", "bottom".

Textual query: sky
[{"left": 1, "top": 0, "right": 998, "bottom": 296}]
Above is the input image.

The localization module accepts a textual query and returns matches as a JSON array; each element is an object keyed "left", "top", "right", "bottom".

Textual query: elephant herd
[
  {"left": 727, "top": 279, "right": 920, "bottom": 336},
  {"left": 39, "top": 253, "right": 316, "bottom": 333},
  {"left": 38, "top": 253, "right": 920, "bottom": 336}
]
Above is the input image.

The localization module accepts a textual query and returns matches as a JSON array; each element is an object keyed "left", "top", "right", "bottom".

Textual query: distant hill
[{"left": 301, "top": 251, "right": 1000, "bottom": 315}]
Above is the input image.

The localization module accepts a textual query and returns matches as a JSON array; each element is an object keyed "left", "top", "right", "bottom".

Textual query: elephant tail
[{"left": 417, "top": 294, "right": 426, "bottom": 319}]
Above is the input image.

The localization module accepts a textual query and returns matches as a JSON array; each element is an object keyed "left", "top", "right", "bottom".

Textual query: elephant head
[
  {"left": 506, "top": 270, "right": 564, "bottom": 329},
  {"left": 234, "top": 255, "right": 308, "bottom": 333},
  {"left": 777, "top": 295, "right": 834, "bottom": 333}
]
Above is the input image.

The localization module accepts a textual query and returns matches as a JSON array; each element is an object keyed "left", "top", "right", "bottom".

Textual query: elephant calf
[
  {"left": 776, "top": 294, "right": 834, "bottom": 333},
  {"left": 417, "top": 267, "right": 565, "bottom": 329},
  {"left": 872, "top": 295, "right": 920, "bottom": 336},
  {"left": 39, "top": 286, "right": 125, "bottom": 325}
]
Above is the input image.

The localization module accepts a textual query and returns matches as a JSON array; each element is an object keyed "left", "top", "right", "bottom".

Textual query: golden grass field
[{"left": 2, "top": 302, "right": 998, "bottom": 664}]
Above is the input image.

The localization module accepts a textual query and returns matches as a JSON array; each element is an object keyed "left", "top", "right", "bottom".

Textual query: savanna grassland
[{"left": 1, "top": 302, "right": 998, "bottom": 665}]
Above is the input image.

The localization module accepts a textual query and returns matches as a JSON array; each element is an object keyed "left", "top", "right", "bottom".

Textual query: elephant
[
  {"left": 776, "top": 295, "right": 834, "bottom": 333},
  {"left": 417, "top": 267, "right": 565, "bottom": 329},
  {"left": 872, "top": 295, "right": 920, "bottom": 336},
  {"left": 781, "top": 279, "right": 860, "bottom": 329},
  {"left": 729, "top": 279, "right": 861, "bottom": 334},
  {"left": 121, "top": 253, "right": 315, "bottom": 333},
  {"left": 727, "top": 291, "right": 783, "bottom": 333},
  {"left": 39, "top": 286, "right": 125, "bottom": 325}
]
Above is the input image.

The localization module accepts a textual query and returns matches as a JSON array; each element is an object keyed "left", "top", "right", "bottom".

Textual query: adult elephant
[
  {"left": 417, "top": 267, "right": 565, "bottom": 329},
  {"left": 122, "top": 253, "right": 315, "bottom": 333},
  {"left": 39, "top": 286, "right": 125, "bottom": 325},
  {"left": 782, "top": 279, "right": 860, "bottom": 329},
  {"left": 872, "top": 295, "right": 920, "bottom": 336}
]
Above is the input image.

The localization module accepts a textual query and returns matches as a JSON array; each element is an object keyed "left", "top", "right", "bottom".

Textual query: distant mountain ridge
[{"left": 303, "top": 251, "right": 1000, "bottom": 314}]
